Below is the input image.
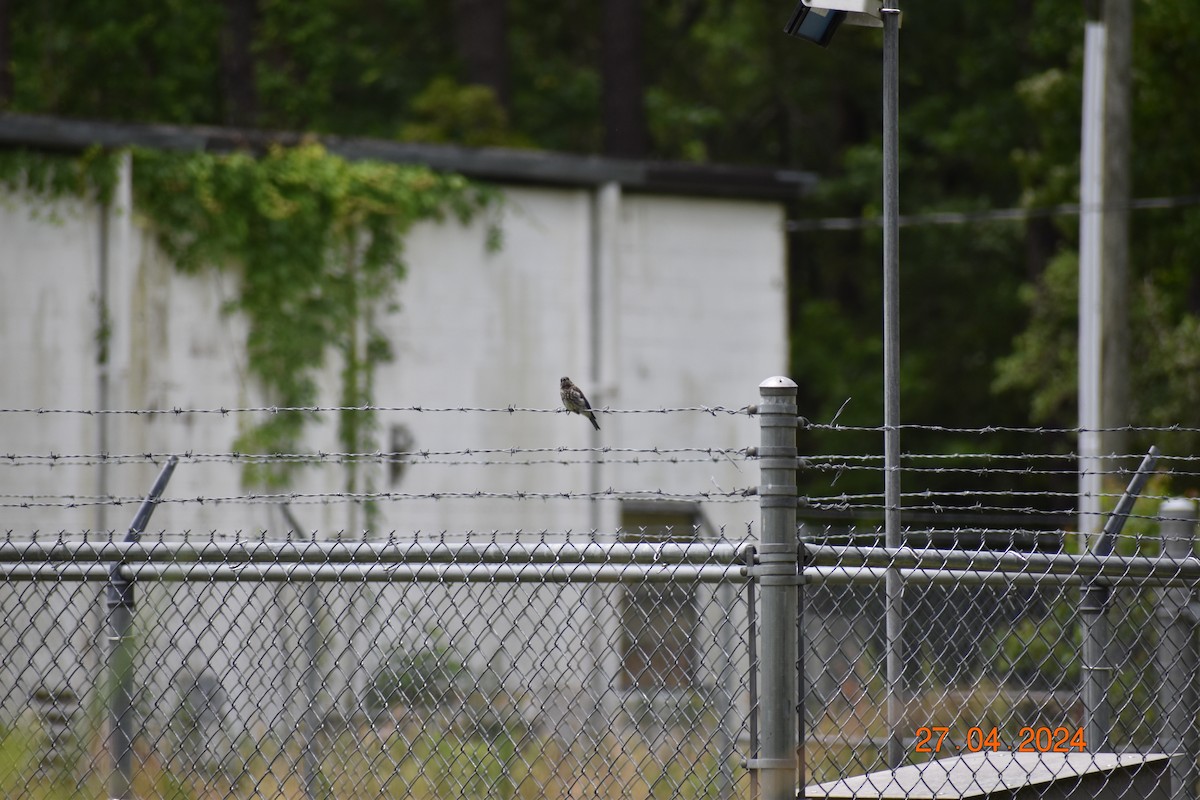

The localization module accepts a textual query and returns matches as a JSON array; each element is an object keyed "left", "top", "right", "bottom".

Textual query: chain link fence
[
  {"left": 0, "top": 533, "right": 754, "bottom": 799},
  {"left": 3, "top": 383, "right": 1200, "bottom": 799}
]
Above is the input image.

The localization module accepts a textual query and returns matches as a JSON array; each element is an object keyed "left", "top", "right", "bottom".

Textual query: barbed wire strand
[
  {"left": 5, "top": 403, "right": 1200, "bottom": 435},
  {"left": 805, "top": 489, "right": 1182, "bottom": 503},
  {"left": 0, "top": 446, "right": 751, "bottom": 466},
  {"left": 0, "top": 487, "right": 759, "bottom": 509},
  {"left": 801, "top": 501, "right": 1170, "bottom": 522},
  {"left": 786, "top": 192, "right": 1200, "bottom": 233},
  {"left": 0, "top": 456, "right": 748, "bottom": 469},
  {"left": 802, "top": 452, "right": 1196, "bottom": 461},
  {"left": 805, "top": 422, "right": 1200, "bottom": 434},
  {"left": 0, "top": 404, "right": 751, "bottom": 417},
  {"left": 5, "top": 448, "right": 1197, "bottom": 465}
]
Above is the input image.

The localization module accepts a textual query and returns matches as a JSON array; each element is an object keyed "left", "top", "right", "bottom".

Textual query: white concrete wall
[
  {"left": 0, "top": 169, "right": 786, "bottom": 751},
  {"left": 1, "top": 180, "right": 784, "bottom": 540}
]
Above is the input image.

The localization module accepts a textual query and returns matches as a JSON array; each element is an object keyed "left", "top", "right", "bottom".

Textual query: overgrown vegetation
[
  {"left": 0, "top": 143, "right": 497, "bottom": 494},
  {"left": 0, "top": 147, "right": 121, "bottom": 208},
  {"left": 132, "top": 144, "right": 496, "bottom": 489},
  {"left": 0, "top": 717, "right": 741, "bottom": 800}
]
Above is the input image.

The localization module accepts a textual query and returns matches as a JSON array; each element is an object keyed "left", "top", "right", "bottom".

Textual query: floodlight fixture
[{"left": 783, "top": 0, "right": 889, "bottom": 46}]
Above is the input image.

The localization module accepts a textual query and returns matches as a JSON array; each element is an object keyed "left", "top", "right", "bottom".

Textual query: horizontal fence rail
[{"left": 0, "top": 539, "right": 748, "bottom": 565}]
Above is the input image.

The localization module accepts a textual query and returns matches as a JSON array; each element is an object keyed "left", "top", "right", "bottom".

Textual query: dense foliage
[{"left": 4, "top": 0, "right": 1199, "bottom": 497}]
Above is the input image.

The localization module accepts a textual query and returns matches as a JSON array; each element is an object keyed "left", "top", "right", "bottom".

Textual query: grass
[{"left": 0, "top": 717, "right": 747, "bottom": 800}]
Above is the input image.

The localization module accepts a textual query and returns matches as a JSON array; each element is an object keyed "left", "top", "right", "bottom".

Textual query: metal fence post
[
  {"left": 880, "top": 6, "right": 907, "bottom": 769},
  {"left": 753, "top": 377, "right": 799, "bottom": 800},
  {"left": 282, "top": 506, "right": 325, "bottom": 800},
  {"left": 1157, "top": 498, "right": 1198, "bottom": 800},
  {"left": 1080, "top": 566, "right": 1112, "bottom": 753},
  {"left": 106, "top": 456, "right": 177, "bottom": 800},
  {"left": 105, "top": 584, "right": 136, "bottom": 800}
]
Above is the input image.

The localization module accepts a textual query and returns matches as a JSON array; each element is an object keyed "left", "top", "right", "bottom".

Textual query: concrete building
[{"left": 0, "top": 113, "right": 809, "bottom": 783}]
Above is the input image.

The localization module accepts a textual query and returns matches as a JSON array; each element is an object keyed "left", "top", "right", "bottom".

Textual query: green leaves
[
  {"left": 133, "top": 144, "right": 496, "bottom": 486},
  {"left": 993, "top": 250, "right": 1079, "bottom": 424},
  {"left": 400, "top": 77, "right": 530, "bottom": 148},
  {"left": 0, "top": 146, "right": 121, "bottom": 208}
]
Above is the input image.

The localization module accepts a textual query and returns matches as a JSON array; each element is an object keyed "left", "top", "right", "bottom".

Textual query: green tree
[{"left": 995, "top": 0, "right": 1200, "bottom": 476}]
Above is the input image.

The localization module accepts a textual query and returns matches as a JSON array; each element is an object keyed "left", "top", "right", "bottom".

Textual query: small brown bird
[{"left": 560, "top": 376, "right": 600, "bottom": 431}]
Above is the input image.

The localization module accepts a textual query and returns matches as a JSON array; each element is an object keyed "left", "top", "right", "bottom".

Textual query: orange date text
[{"left": 913, "top": 726, "right": 1087, "bottom": 753}]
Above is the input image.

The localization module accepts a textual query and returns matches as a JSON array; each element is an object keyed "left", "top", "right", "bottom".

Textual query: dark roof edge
[{"left": 0, "top": 112, "right": 816, "bottom": 201}]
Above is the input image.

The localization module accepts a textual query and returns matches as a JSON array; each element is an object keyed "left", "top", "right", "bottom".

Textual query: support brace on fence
[
  {"left": 106, "top": 456, "right": 177, "bottom": 800},
  {"left": 753, "top": 377, "right": 799, "bottom": 800}
]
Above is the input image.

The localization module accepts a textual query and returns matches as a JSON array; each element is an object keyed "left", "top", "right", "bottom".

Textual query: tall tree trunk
[
  {"left": 452, "top": 0, "right": 509, "bottom": 110},
  {"left": 220, "top": 0, "right": 259, "bottom": 127},
  {"left": 601, "top": 0, "right": 648, "bottom": 158},
  {"left": 1099, "top": 0, "right": 1131, "bottom": 459},
  {"left": 0, "top": 0, "right": 12, "bottom": 108}
]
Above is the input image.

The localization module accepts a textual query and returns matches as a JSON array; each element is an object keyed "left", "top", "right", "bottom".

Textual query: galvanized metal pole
[
  {"left": 1080, "top": 558, "right": 1112, "bottom": 753},
  {"left": 282, "top": 506, "right": 323, "bottom": 800},
  {"left": 106, "top": 456, "right": 177, "bottom": 800},
  {"left": 105, "top": 588, "right": 135, "bottom": 800},
  {"left": 1157, "top": 498, "right": 1198, "bottom": 800},
  {"left": 585, "top": 181, "right": 619, "bottom": 745},
  {"left": 1078, "top": 0, "right": 1106, "bottom": 558},
  {"left": 755, "top": 377, "right": 799, "bottom": 800},
  {"left": 881, "top": 5, "right": 905, "bottom": 769}
]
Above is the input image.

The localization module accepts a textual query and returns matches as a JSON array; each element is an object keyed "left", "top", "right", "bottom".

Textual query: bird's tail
[{"left": 589, "top": 412, "right": 601, "bottom": 431}]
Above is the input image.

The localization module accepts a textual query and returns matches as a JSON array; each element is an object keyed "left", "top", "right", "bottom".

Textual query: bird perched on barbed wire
[{"left": 560, "top": 376, "right": 600, "bottom": 431}]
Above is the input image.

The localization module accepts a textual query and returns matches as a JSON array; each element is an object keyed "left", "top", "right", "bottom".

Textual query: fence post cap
[
  {"left": 759, "top": 376, "right": 797, "bottom": 390},
  {"left": 1160, "top": 497, "right": 1198, "bottom": 518}
]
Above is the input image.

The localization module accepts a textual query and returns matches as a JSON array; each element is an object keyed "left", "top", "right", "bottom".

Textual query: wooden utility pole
[{"left": 1099, "top": 0, "right": 1132, "bottom": 462}]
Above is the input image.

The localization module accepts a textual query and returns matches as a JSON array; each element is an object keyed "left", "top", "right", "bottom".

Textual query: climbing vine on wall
[
  {"left": 131, "top": 143, "right": 498, "bottom": 491},
  {"left": 2, "top": 144, "right": 498, "bottom": 494},
  {"left": 0, "top": 146, "right": 121, "bottom": 208}
]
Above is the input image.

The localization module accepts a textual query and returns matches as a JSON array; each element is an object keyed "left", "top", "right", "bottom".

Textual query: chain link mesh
[
  {"left": 799, "top": 418, "right": 1197, "bottom": 800},
  {"left": 802, "top": 542, "right": 1189, "bottom": 796},
  {"left": 0, "top": 537, "right": 752, "bottom": 799}
]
